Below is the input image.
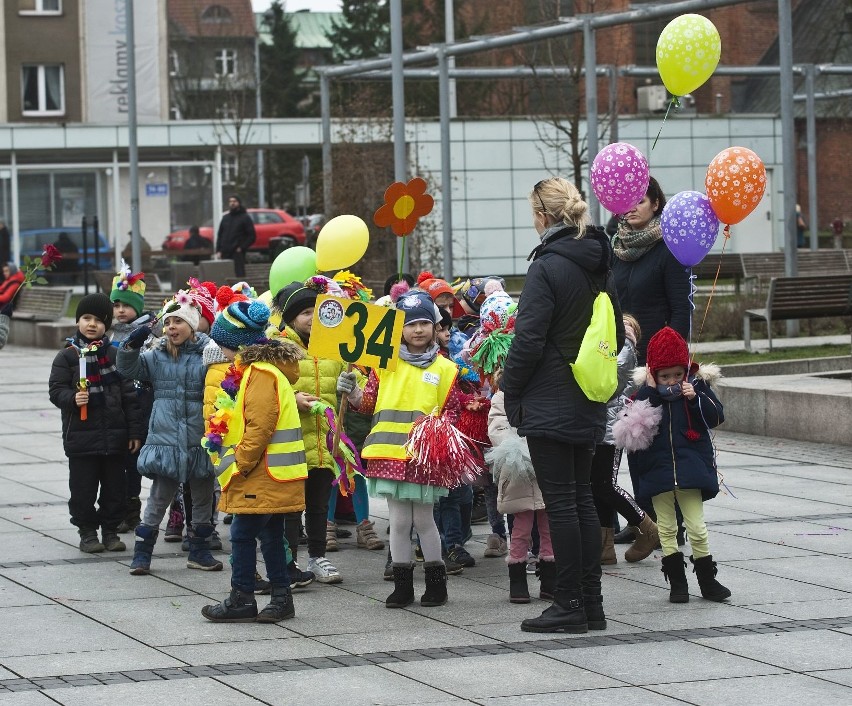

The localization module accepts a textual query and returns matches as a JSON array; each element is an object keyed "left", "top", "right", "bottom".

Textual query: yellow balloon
[
  {"left": 656, "top": 14, "right": 721, "bottom": 97},
  {"left": 315, "top": 215, "right": 369, "bottom": 271},
  {"left": 257, "top": 289, "right": 281, "bottom": 329}
]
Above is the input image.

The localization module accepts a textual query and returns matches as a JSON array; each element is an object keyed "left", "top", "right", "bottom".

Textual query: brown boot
[
  {"left": 624, "top": 515, "right": 659, "bottom": 563},
  {"left": 600, "top": 527, "right": 617, "bottom": 565}
]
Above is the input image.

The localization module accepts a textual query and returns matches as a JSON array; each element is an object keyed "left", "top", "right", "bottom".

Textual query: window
[
  {"left": 214, "top": 49, "right": 237, "bottom": 77},
  {"left": 215, "top": 105, "right": 238, "bottom": 121},
  {"left": 21, "top": 65, "right": 64, "bottom": 116},
  {"left": 18, "top": 0, "right": 62, "bottom": 15},
  {"left": 169, "top": 50, "right": 180, "bottom": 77},
  {"left": 201, "top": 5, "right": 232, "bottom": 23},
  {"left": 221, "top": 156, "right": 238, "bottom": 185},
  {"left": 169, "top": 105, "right": 183, "bottom": 121}
]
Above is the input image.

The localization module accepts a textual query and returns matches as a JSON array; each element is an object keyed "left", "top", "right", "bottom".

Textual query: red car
[{"left": 163, "top": 209, "right": 306, "bottom": 254}]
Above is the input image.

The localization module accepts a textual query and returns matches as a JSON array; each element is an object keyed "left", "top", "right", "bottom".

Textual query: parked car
[
  {"left": 20, "top": 227, "right": 112, "bottom": 273},
  {"left": 162, "top": 209, "right": 306, "bottom": 255}
]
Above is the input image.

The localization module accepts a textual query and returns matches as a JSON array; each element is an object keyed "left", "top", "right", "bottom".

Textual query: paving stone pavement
[{"left": 1, "top": 343, "right": 852, "bottom": 705}]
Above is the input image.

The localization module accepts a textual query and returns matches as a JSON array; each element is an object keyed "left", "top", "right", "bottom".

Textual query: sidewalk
[
  {"left": 692, "top": 333, "right": 850, "bottom": 354},
  {"left": 2, "top": 344, "right": 852, "bottom": 705}
]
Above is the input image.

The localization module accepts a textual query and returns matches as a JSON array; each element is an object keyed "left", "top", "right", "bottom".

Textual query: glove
[
  {"left": 0, "top": 303, "right": 12, "bottom": 317},
  {"left": 125, "top": 325, "right": 151, "bottom": 350},
  {"left": 336, "top": 371, "right": 357, "bottom": 395}
]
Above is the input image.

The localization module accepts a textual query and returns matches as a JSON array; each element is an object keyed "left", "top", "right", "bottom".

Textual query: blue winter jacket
[
  {"left": 116, "top": 334, "right": 213, "bottom": 482},
  {"left": 627, "top": 377, "right": 724, "bottom": 501}
]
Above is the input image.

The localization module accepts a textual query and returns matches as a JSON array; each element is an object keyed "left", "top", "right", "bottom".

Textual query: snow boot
[
  {"left": 420, "top": 561, "right": 448, "bottom": 607},
  {"left": 624, "top": 515, "right": 659, "bottom": 563},
  {"left": 508, "top": 561, "right": 530, "bottom": 604},
  {"left": 661, "top": 551, "right": 690, "bottom": 603},
  {"left": 256, "top": 584, "right": 295, "bottom": 623},
  {"left": 385, "top": 563, "right": 415, "bottom": 608},
  {"left": 186, "top": 523, "right": 223, "bottom": 571},
  {"left": 201, "top": 588, "right": 257, "bottom": 623},
  {"left": 129, "top": 525, "right": 158, "bottom": 575},
  {"left": 538, "top": 559, "right": 556, "bottom": 601},
  {"left": 691, "top": 555, "right": 731, "bottom": 602},
  {"left": 600, "top": 527, "right": 617, "bottom": 565}
]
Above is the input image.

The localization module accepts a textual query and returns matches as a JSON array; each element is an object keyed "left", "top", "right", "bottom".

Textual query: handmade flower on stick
[
  {"left": 373, "top": 177, "right": 434, "bottom": 237},
  {"left": 333, "top": 270, "right": 372, "bottom": 302}
]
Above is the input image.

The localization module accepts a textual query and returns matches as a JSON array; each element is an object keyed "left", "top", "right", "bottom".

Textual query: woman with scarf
[{"left": 610, "top": 177, "right": 691, "bottom": 365}]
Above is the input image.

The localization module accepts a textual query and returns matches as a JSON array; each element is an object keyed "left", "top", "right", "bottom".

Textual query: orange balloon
[{"left": 704, "top": 147, "right": 767, "bottom": 225}]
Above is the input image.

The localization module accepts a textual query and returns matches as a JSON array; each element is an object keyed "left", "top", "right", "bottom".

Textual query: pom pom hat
[
  {"left": 76, "top": 292, "right": 114, "bottom": 330},
  {"left": 187, "top": 278, "right": 217, "bottom": 326},
  {"left": 417, "top": 271, "right": 464, "bottom": 318},
  {"left": 397, "top": 290, "right": 438, "bottom": 326},
  {"left": 109, "top": 259, "right": 146, "bottom": 316},
  {"left": 211, "top": 300, "right": 271, "bottom": 350},
  {"left": 645, "top": 326, "right": 690, "bottom": 377}
]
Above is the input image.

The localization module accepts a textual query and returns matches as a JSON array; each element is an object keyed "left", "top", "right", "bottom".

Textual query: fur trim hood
[
  {"left": 631, "top": 362, "right": 722, "bottom": 388},
  {"left": 237, "top": 340, "right": 304, "bottom": 366}
]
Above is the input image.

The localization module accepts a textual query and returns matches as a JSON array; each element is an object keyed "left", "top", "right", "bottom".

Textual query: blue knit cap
[
  {"left": 396, "top": 290, "right": 438, "bottom": 325},
  {"left": 210, "top": 300, "right": 270, "bottom": 350}
]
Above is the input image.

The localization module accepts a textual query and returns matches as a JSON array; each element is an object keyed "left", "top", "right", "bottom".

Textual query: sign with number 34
[{"left": 308, "top": 295, "right": 405, "bottom": 371}]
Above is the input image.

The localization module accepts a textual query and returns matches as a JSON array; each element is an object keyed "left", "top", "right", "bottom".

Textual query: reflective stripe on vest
[
  {"left": 361, "top": 356, "right": 458, "bottom": 462},
  {"left": 217, "top": 361, "right": 308, "bottom": 489}
]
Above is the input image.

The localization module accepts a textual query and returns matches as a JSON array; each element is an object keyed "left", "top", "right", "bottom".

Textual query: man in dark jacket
[{"left": 216, "top": 195, "right": 256, "bottom": 277}]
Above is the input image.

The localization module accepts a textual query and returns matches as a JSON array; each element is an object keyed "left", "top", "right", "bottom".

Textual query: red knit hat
[
  {"left": 645, "top": 326, "right": 689, "bottom": 377},
  {"left": 187, "top": 278, "right": 217, "bottom": 326},
  {"left": 416, "top": 271, "right": 465, "bottom": 318}
]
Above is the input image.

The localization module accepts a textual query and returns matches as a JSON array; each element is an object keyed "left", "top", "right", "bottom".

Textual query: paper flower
[{"left": 373, "top": 177, "right": 434, "bottom": 237}]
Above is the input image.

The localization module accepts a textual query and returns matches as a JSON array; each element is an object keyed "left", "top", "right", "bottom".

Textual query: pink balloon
[{"left": 590, "top": 143, "right": 651, "bottom": 215}]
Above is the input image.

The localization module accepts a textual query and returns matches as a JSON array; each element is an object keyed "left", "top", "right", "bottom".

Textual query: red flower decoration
[
  {"left": 40, "top": 243, "right": 63, "bottom": 268},
  {"left": 373, "top": 177, "right": 434, "bottom": 237}
]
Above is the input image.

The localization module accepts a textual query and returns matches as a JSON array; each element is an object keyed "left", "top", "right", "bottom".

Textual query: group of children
[{"left": 48, "top": 257, "right": 730, "bottom": 628}]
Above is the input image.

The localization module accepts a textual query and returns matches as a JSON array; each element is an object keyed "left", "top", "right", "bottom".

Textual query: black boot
[
  {"left": 691, "top": 555, "right": 731, "bottom": 602},
  {"left": 420, "top": 562, "right": 448, "bottom": 607},
  {"left": 661, "top": 551, "right": 690, "bottom": 603},
  {"left": 386, "top": 563, "right": 415, "bottom": 608},
  {"left": 256, "top": 584, "right": 295, "bottom": 622},
  {"left": 117, "top": 497, "right": 142, "bottom": 534},
  {"left": 582, "top": 588, "right": 607, "bottom": 631},
  {"left": 508, "top": 562, "right": 530, "bottom": 604},
  {"left": 521, "top": 591, "right": 588, "bottom": 633},
  {"left": 201, "top": 588, "right": 258, "bottom": 622},
  {"left": 537, "top": 559, "right": 556, "bottom": 600},
  {"left": 187, "top": 523, "right": 223, "bottom": 571}
]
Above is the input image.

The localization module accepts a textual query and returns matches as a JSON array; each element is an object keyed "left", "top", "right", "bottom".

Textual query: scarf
[
  {"left": 67, "top": 331, "right": 119, "bottom": 402},
  {"left": 399, "top": 342, "right": 439, "bottom": 368},
  {"left": 612, "top": 217, "right": 663, "bottom": 262}
]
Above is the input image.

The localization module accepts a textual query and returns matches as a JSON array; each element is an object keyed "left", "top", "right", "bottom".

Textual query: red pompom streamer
[
  {"left": 457, "top": 398, "right": 491, "bottom": 446},
  {"left": 405, "top": 410, "right": 485, "bottom": 488}
]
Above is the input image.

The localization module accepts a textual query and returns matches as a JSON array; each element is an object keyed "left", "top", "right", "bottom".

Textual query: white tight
[{"left": 387, "top": 498, "right": 442, "bottom": 564}]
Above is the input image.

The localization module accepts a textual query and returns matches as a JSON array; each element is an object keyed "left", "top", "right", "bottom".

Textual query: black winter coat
[
  {"left": 502, "top": 226, "right": 625, "bottom": 445},
  {"left": 611, "top": 240, "right": 691, "bottom": 364},
  {"left": 627, "top": 378, "right": 724, "bottom": 501},
  {"left": 49, "top": 338, "right": 145, "bottom": 457},
  {"left": 216, "top": 207, "right": 256, "bottom": 256}
]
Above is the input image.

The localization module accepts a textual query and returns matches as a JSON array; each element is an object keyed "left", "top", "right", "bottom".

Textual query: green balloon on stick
[{"left": 269, "top": 246, "right": 317, "bottom": 296}]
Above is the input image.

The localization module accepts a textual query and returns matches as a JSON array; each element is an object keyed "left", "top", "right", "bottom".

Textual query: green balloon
[{"left": 269, "top": 246, "right": 317, "bottom": 296}]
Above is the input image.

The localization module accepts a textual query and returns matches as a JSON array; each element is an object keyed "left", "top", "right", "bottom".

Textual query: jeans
[
  {"left": 527, "top": 437, "right": 600, "bottom": 599},
  {"left": 434, "top": 484, "right": 473, "bottom": 549},
  {"left": 229, "top": 513, "right": 289, "bottom": 593},
  {"left": 68, "top": 454, "right": 126, "bottom": 530},
  {"left": 482, "top": 473, "right": 507, "bottom": 537}
]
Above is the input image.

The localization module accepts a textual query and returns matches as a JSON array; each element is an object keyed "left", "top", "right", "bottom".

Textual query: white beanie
[{"left": 162, "top": 301, "right": 200, "bottom": 331}]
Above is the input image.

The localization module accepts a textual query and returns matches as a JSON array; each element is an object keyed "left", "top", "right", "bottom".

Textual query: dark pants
[
  {"left": 124, "top": 449, "right": 142, "bottom": 499},
  {"left": 224, "top": 250, "right": 246, "bottom": 277},
  {"left": 527, "top": 437, "right": 600, "bottom": 599},
  {"left": 591, "top": 444, "right": 644, "bottom": 527},
  {"left": 435, "top": 483, "right": 473, "bottom": 549},
  {"left": 285, "top": 467, "right": 333, "bottom": 560},
  {"left": 68, "top": 455, "right": 126, "bottom": 530},
  {"left": 230, "top": 513, "right": 289, "bottom": 593}
]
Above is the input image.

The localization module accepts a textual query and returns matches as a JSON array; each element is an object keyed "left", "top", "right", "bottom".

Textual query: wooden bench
[
  {"left": 742, "top": 274, "right": 852, "bottom": 351},
  {"left": 8, "top": 287, "right": 73, "bottom": 348},
  {"left": 691, "top": 252, "right": 745, "bottom": 293},
  {"left": 742, "top": 251, "right": 851, "bottom": 293}
]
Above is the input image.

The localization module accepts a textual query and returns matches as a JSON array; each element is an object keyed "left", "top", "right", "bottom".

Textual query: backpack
[{"left": 570, "top": 285, "right": 618, "bottom": 403}]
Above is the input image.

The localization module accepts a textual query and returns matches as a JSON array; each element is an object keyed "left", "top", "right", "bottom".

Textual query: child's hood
[{"left": 631, "top": 362, "right": 723, "bottom": 389}]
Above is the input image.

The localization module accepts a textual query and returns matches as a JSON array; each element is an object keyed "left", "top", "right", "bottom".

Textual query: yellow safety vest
[
  {"left": 361, "top": 355, "right": 458, "bottom": 462},
  {"left": 216, "top": 361, "right": 308, "bottom": 490}
]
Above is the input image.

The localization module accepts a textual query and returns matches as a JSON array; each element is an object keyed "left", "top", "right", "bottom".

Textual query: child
[
  {"left": 487, "top": 369, "right": 554, "bottom": 604},
  {"left": 201, "top": 301, "right": 307, "bottom": 623},
  {"left": 591, "top": 314, "right": 658, "bottom": 565},
  {"left": 614, "top": 326, "right": 729, "bottom": 603},
  {"left": 347, "top": 290, "right": 463, "bottom": 608},
  {"left": 117, "top": 296, "right": 223, "bottom": 575},
  {"left": 48, "top": 293, "right": 144, "bottom": 553},
  {"left": 274, "top": 279, "right": 350, "bottom": 584},
  {"left": 108, "top": 262, "right": 152, "bottom": 534}
]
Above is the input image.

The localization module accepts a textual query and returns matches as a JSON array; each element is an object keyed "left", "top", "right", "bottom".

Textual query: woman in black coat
[
  {"left": 502, "top": 177, "right": 624, "bottom": 633},
  {"left": 611, "top": 177, "right": 690, "bottom": 365}
]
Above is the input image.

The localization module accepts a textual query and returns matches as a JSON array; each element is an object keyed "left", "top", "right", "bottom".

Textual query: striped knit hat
[{"left": 210, "top": 300, "right": 270, "bottom": 350}]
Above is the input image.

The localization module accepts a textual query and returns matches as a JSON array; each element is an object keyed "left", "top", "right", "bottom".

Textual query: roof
[
  {"left": 169, "top": 0, "right": 257, "bottom": 39},
  {"left": 739, "top": 0, "right": 852, "bottom": 117},
  {"left": 256, "top": 10, "right": 341, "bottom": 48}
]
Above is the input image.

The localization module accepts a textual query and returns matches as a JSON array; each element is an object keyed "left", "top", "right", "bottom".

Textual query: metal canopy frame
[{"left": 317, "top": 0, "right": 846, "bottom": 280}]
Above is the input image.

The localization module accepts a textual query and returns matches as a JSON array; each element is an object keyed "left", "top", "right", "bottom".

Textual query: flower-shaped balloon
[{"left": 373, "top": 177, "right": 434, "bottom": 237}]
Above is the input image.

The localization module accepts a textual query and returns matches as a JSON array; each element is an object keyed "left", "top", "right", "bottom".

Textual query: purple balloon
[
  {"left": 590, "top": 142, "right": 650, "bottom": 215},
  {"left": 661, "top": 191, "right": 720, "bottom": 267}
]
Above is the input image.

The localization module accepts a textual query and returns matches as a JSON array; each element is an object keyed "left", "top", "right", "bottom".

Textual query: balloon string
[
  {"left": 689, "top": 226, "right": 730, "bottom": 369},
  {"left": 398, "top": 235, "right": 407, "bottom": 280},
  {"left": 652, "top": 96, "right": 679, "bottom": 150}
]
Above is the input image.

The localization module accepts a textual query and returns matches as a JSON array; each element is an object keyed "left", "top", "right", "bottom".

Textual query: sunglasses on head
[{"left": 533, "top": 180, "right": 548, "bottom": 213}]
